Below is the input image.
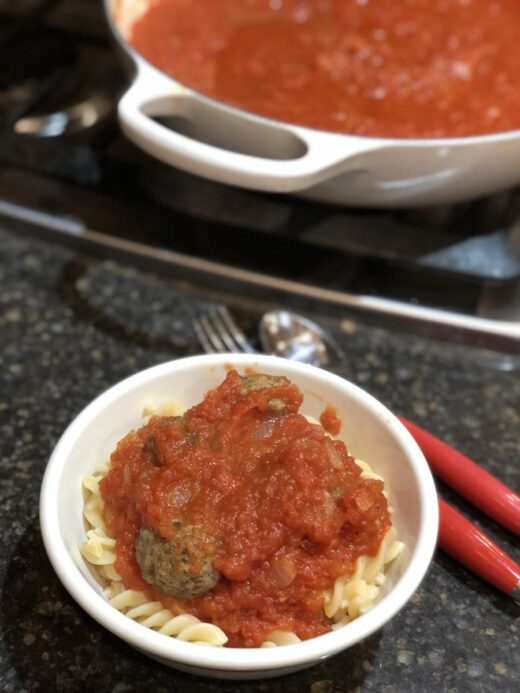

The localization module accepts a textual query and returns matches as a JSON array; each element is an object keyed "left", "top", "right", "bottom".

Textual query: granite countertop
[{"left": 0, "top": 226, "right": 518, "bottom": 692}]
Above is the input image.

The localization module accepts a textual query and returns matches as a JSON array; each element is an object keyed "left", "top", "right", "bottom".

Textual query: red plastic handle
[
  {"left": 399, "top": 416, "right": 520, "bottom": 535},
  {"left": 438, "top": 499, "right": 520, "bottom": 596}
]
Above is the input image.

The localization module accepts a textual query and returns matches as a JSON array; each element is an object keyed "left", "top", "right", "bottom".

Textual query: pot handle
[{"left": 118, "top": 66, "right": 381, "bottom": 192}]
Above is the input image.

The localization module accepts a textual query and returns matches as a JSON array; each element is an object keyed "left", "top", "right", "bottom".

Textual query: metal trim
[{"left": 1, "top": 198, "right": 519, "bottom": 351}]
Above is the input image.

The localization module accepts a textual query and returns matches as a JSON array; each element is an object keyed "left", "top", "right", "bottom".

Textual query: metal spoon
[{"left": 258, "top": 310, "right": 345, "bottom": 367}]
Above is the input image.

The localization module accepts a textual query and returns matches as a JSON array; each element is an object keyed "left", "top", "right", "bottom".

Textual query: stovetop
[{"left": 1, "top": 0, "right": 519, "bottom": 354}]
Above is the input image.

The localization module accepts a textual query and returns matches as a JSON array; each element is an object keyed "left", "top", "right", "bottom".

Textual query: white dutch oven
[{"left": 107, "top": 0, "right": 520, "bottom": 208}]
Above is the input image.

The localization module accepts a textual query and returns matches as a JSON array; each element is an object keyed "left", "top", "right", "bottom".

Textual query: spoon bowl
[{"left": 258, "top": 310, "right": 345, "bottom": 367}]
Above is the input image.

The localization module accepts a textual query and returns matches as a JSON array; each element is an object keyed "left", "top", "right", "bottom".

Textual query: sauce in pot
[{"left": 129, "top": 0, "right": 520, "bottom": 139}]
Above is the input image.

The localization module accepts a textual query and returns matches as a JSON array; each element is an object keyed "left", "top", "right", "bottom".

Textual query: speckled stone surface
[{"left": 0, "top": 226, "right": 518, "bottom": 693}]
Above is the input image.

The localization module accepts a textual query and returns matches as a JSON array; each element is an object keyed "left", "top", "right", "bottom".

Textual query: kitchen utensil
[
  {"left": 106, "top": 0, "right": 520, "bottom": 207},
  {"left": 192, "top": 304, "right": 343, "bottom": 366},
  {"left": 439, "top": 500, "right": 520, "bottom": 601},
  {"left": 258, "top": 310, "right": 345, "bottom": 366},
  {"left": 399, "top": 417, "right": 520, "bottom": 536}
]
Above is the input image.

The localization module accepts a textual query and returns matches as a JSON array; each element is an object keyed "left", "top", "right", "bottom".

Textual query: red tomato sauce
[
  {"left": 130, "top": 0, "right": 520, "bottom": 139},
  {"left": 320, "top": 406, "right": 341, "bottom": 437},
  {"left": 100, "top": 370, "right": 390, "bottom": 647}
]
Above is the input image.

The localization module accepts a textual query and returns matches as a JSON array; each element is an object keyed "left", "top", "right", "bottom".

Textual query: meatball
[
  {"left": 135, "top": 523, "right": 220, "bottom": 598},
  {"left": 142, "top": 416, "right": 196, "bottom": 467},
  {"left": 239, "top": 374, "right": 289, "bottom": 414},
  {"left": 239, "top": 374, "right": 288, "bottom": 393}
]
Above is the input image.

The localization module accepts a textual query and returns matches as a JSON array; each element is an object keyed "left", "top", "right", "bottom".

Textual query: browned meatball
[
  {"left": 239, "top": 374, "right": 288, "bottom": 393},
  {"left": 135, "top": 524, "right": 220, "bottom": 598},
  {"left": 142, "top": 416, "right": 197, "bottom": 467},
  {"left": 239, "top": 374, "right": 289, "bottom": 414}
]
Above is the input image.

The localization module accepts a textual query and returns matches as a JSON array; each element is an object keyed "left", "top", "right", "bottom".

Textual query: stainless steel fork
[{"left": 192, "top": 304, "right": 258, "bottom": 354}]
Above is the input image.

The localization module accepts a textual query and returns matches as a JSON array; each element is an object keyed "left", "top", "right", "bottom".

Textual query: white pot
[{"left": 106, "top": 0, "right": 520, "bottom": 208}]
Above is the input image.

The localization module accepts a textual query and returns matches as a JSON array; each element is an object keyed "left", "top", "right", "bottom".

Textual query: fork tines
[{"left": 193, "top": 305, "right": 257, "bottom": 354}]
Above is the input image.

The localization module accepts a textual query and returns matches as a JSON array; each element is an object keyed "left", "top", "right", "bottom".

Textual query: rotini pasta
[
  {"left": 108, "top": 589, "right": 227, "bottom": 645},
  {"left": 261, "top": 630, "right": 302, "bottom": 648},
  {"left": 81, "top": 400, "right": 403, "bottom": 648},
  {"left": 81, "top": 465, "right": 228, "bottom": 646},
  {"left": 323, "top": 525, "right": 404, "bottom": 625}
]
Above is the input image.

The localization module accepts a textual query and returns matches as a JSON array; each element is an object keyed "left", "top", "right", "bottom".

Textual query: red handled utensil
[
  {"left": 398, "top": 416, "right": 520, "bottom": 601},
  {"left": 399, "top": 416, "right": 520, "bottom": 535},
  {"left": 439, "top": 499, "right": 520, "bottom": 602}
]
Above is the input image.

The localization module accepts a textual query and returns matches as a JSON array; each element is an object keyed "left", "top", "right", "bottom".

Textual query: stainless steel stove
[{"left": 1, "top": 0, "right": 519, "bottom": 355}]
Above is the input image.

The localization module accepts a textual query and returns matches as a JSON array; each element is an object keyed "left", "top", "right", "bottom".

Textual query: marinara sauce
[
  {"left": 130, "top": 0, "right": 520, "bottom": 138},
  {"left": 320, "top": 406, "right": 341, "bottom": 437},
  {"left": 100, "top": 370, "right": 390, "bottom": 647}
]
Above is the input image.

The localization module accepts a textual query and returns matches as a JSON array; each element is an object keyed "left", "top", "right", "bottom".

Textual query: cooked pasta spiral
[
  {"left": 81, "top": 460, "right": 228, "bottom": 647},
  {"left": 107, "top": 587, "right": 228, "bottom": 645},
  {"left": 81, "top": 468, "right": 122, "bottom": 583},
  {"left": 323, "top": 525, "right": 404, "bottom": 624},
  {"left": 261, "top": 630, "right": 302, "bottom": 648}
]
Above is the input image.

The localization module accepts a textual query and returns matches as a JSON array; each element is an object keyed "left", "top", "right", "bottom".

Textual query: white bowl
[{"left": 40, "top": 354, "right": 438, "bottom": 679}]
